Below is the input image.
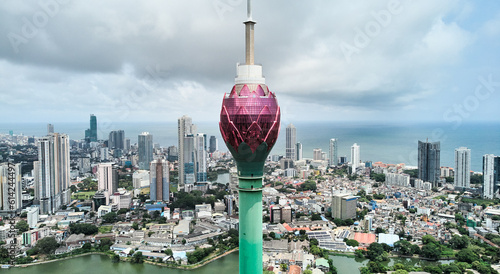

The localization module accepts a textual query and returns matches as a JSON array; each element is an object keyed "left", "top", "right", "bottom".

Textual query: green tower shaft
[{"left": 238, "top": 175, "right": 263, "bottom": 274}]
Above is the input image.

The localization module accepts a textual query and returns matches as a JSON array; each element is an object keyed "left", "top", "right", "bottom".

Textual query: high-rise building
[
  {"left": 351, "top": 143, "right": 360, "bottom": 174},
  {"left": 183, "top": 134, "right": 196, "bottom": 191},
  {"left": 454, "top": 147, "right": 471, "bottom": 190},
  {"left": 85, "top": 114, "right": 98, "bottom": 142},
  {"left": 138, "top": 132, "right": 153, "bottom": 170},
  {"left": 295, "top": 142, "right": 302, "bottom": 161},
  {"left": 35, "top": 133, "right": 71, "bottom": 214},
  {"left": 483, "top": 154, "right": 500, "bottom": 199},
  {"left": 286, "top": 123, "right": 296, "bottom": 160},
  {"left": 108, "top": 130, "right": 125, "bottom": 150},
  {"left": 125, "top": 138, "right": 131, "bottom": 151},
  {"left": 47, "top": 124, "right": 54, "bottom": 134},
  {"left": 329, "top": 138, "right": 338, "bottom": 167},
  {"left": 209, "top": 136, "right": 218, "bottom": 153},
  {"left": 331, "top": 193, "right": 358, "bottom": 220},
  {"left": 178, "top": 115, "right": 195, "bottom": 189},
  {"left": 150, "top": 159, "right": 169, "bottom": 202},
  {"left": 195, "top": 133, "right": 207, "bottom": 182},
  {"left": 313, "top": 148, "right": 322, "bottom": 161},
  {"left": 97, "top": 163, "right": 118, "bottom": 204},
  {"left": 418, "top": 140, "right": 440, "bottom": 187},
  {"left": 0, "top": 163, "right": 22, "bottom": 213},
  {"left": 167, "top": 146, "right": 178, "bottom": 162}
]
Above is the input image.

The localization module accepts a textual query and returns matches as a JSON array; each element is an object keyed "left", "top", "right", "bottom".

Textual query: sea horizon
[{"left": 1, "top": 121, "right": 499, "bottom": 173}]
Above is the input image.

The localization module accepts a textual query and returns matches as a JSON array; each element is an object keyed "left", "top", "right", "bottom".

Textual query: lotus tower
[{"left": 219, "top": 1, "right": 280, "bottom": 273}]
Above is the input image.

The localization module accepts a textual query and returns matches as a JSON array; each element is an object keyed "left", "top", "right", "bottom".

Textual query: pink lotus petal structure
[{"left": 220, "top": 83, "right": 280, "bottom": 153}]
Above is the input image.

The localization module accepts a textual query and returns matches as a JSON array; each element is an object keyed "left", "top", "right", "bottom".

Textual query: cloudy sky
[{"left": 1, "top": 0, "right": 499, "bottom": 125}]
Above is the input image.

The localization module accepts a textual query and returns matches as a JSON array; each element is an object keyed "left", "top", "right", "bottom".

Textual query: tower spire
[{"left": 244, "top": 0, "right": 255, "bottom": 65}]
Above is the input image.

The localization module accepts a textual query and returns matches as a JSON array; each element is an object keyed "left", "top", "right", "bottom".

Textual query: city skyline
[{"left": 1, "top": 1, "right": 500, "bottom": 124}]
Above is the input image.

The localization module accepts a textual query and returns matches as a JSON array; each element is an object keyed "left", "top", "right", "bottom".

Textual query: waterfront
[{"left": 3, "top": 253, "right": 455, "bottom": 274}]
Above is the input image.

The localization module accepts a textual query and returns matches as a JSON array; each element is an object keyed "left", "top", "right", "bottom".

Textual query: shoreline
[{"left": 12, "top": 248, "right": 239, "bottom": 270}]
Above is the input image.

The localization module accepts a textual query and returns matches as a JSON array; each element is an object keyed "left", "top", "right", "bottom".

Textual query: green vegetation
[
  {"left": 15, "top": 220, "right": 29, "bottom": 233},
  {"left": 461, "top": 197, "right": 499, "bottom": 206},
  {"left": 98, "top": 225, "right": 113, "bottom": 234},
  {"left": 187, "top": 246, "right": 216, "bottom": 264},
  {"left": 102, "top": 212, "right": 119, "bottom": 223},
  {"left": 72, "top": 191, "right": 96, "bottom": 200},
  {"left": 471, "top": 174, "right": 483, "bottom": 185},
  {"left": 403, "top": 169, "right": 418, "bottom": 178},
  {"left": 69, "top": 223, "right": 98, "bottom": 235},
  {"left": 298, "top": 180, "right": 317, "bottom": 191},
  {"left": 371, "top": 173, "right": 385, "bottom": 182},
  {"left": 77, "top": 177, "right": 98, "bottom": 191}
]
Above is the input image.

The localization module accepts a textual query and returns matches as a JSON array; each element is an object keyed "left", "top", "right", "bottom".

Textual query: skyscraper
[
  {"left": 97, "top": 163, "right": 118, "bottom": 204},
  {"left": 295, "top": 142, "right": 302, "bottom": 161},
  {"left": 183, "top": 134, "right": 195, "bottom": 191},
  {"left": 313, "top": 148, "right": 322, "bottom": 161},
  {"left": 138, "top": 132, "right": 153, "bottom": 170},
  {"left": 47, "top": 124, "right": 54, "bottom": 134},
  {"left": 85, "top": 114, "right": 98, "bottom": 142},
  {"left": 35, "top": 133, "right": 70, "bottom": 214},
  {"left": 195, "top": 133, "right": 207, "bottom": 182},
  {"left": 209, "top": 136, "right": 218, "bottom": 153},
  {"left": 150, "top": 159, "right": 169, "bottom": 202},
  {"left": 418, "top": 140, "right": 440, "bottom": 187},
  {"left": 351, "top": 143, "right": 360, "bottom": 174},
  {"left": 483, "top": 154, "right": 500, "bottom": 199},
  {"left": 109, "top": 130, "right": 125, "bottom": 149},
  {"left": 454, "top": 147, "right": 471, "bottom": 190},
  {"left": 329, "top": 138, "right": 338, "bottom": 167},
  {"left": 286, "top": 123, "right": 296, "bottom": 160},
  {"left": 178, "top": 115, "right": 195, "bottom": 189},
  {"left": 0, "top": 163, "right": 22, "bottom": 213}
]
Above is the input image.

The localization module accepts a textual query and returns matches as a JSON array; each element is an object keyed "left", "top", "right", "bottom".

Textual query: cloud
[{"left": 0, "top": 0, "right": 498, "bottom": 123}]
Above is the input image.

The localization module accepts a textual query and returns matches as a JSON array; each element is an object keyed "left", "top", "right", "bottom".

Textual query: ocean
[{"left": 1, "top": 121, "right": 499, "bottom": 172}]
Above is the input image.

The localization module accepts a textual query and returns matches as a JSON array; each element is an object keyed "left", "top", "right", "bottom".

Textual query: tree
[
  {"left": 422, "top": 235, "right": 438, "bottom": 245},
  {"left": 165, "top": 249, "right": 173, "bottom": 256},
  {"left": 456, "top": 248, "right": 479, "bottom": 264},
  {"left": 132, "top": 222, "right": 139, "bottom": 230},
  {"left": 111, "top": 253, "right": 120, "bottom": 263},
  {"left": 394, "top": 240, "right": 414, "bottom": 256},
  {"left": 82, "top": 242, "right": 92, "bottom": 250},
  {"left": 15, "top": 220, "right": 29, "bottom": 233},
  {"left": 375, "top": 227, "right": 385, "bottom": 234},
  {"left": 345, "top": 239, "right": 359, "bottom": 247},
  {"left": 355, "top": 249, "right": 364, "bottom": 258},
  {"left": 70, "top": 185, "right": 77, "bottom": 193},
  {"left": 35, "top": 237, "right": 59, "bottom": 254},
  {"left": 311, "top": 213, "right": 322, "bottom": 221},
  {"left": 280, "top": 263, "right": 288, "bottom": 271},
  {"left": 131, "top": 251, "right": 144, "bottom": 264},
  {"left": 366, "top": 243, "right": 389, "bottom": 262},
  {"left": 449, "top": 234, "right": 469, "bottom": 249},
  {"left": 102, "top": 212, "right": 118, "bottom": 223},
  {"left": 69, "top": 223, "right": 98, "bottom": 235},
  {"left": 421, "top": 243, "right": 441, "bottom": 260}
]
